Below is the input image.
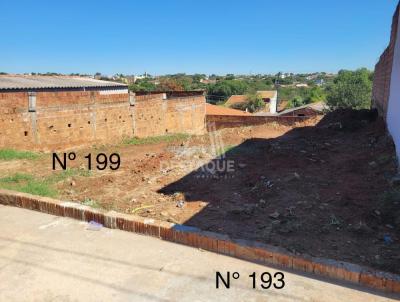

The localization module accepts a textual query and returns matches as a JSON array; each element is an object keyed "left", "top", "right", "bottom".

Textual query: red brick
[{"left": 360, "top": 270, "right": 385, "bottom": 290}]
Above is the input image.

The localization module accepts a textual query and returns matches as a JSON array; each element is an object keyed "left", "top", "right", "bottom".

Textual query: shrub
[{"left": 326, "top": 68, "right": 373, "bottom": 110}]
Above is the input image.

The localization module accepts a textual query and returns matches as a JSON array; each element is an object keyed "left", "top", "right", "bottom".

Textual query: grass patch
[
  {"left": 0, "top": 173, "right": 34, "bottom": 183},
  {"left": 124, "top": 133, "right": 190, "bottom": 145},
  {"left": 216, "top": 145, "right": 235, "bottom": 157},
  {"left": 82, "top": 198, "right": 100, "bottom": 208},
  {"left": 0, "top": 173, "right": 57, "bottom": 198},
  {"left": 0, "top": 149, "right": 40, "bottom": 161},
  {"left": 0, "top": 168, "right": 93, "bottom": 198},
  {"left": 47, "top": 168, "right": 92, "bottom": 183}
]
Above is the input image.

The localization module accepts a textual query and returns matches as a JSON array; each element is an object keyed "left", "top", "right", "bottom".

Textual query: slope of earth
[
  {"left": 159, "top": 110, "right": 400, "bottom": 274},
  {"left": 0, "top": 111, "right": 399, "bottom": 274}
]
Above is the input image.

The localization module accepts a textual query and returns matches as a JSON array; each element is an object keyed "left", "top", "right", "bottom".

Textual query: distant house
[
  {"left": 225, "top": 95, "right": 248, "bottom": 108},
  {"left": 257, "top": 90, "right": 278, "bottom": 114},
  {"left": 295, "top": 83, "right": 308, "bottom": 88},
  {"left": 253, "top": 101, "right": 327, "bottom": 118},
  {"left": 277, "top": 100, "right": 288, "bottom": 112},
  {"left": 225, "top": 90, "right": 278, "bottom": 114},
  {"left": 200, "top": 78, "right": 217, "bottom": 84},
  {"left": 206, "top": 103, "right": 251, "bottom": 116}
]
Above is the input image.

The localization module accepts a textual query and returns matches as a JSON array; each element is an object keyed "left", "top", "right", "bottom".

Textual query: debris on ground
[
  {"left": 132, "top": 205, "right": 154, "bottom": 214},
  {"left": 3, "top": 109, "right": 399, "bottom": 274},
  {"left": 269, "top": 211, "right": 280, "bottom": 219},
  {"left": 384, "top": 235, "right": 393, "bottom": 245},
  {"left": 176, "top": 200, "right": 185, "bottom": 208},
  {"left": 87, "top": 221, "right": 103, "bottom": 231}
]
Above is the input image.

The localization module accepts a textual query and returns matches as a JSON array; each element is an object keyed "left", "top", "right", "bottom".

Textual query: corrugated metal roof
[
  {"left": 254, "top": 101, "right": 328, "bottom": 116},
  {"left": 0, "top": 76, "right": 127, "bottom": 90},
  {"left": 278, "top": 101, "right": 328, "bottom": 115}
]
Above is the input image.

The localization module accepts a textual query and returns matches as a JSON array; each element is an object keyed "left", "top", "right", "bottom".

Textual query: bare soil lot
[{"left": 1, "top": 110, "right": 399, "bottom": 274}]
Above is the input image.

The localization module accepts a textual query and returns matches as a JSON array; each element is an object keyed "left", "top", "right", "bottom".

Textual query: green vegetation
[
  {"left": 208, "top": 80, "right": 249, "bottom": 99},
  {"left": 129, "top": 79, "right": 157, "bottom": 92},
  {"left": 48, "top": 168, "right": 92, "bottom": 183},
  {"left": 0, "top": 173, "right": 57, "bottom": 197},
  {"left": 279, "top": 86, "right": 326, "bottom": 108},
  {"left": 0, "top": 149, "right": 40, "bottom": 161},
  {"left": 82, "top": 198, "right": 100, "bottom": 208},
  {"left": 326, "top": 68, "right": 373, "bottom": 109},
  {"left": 0, "top": 168, "right": 92, "bottom": 198},
  {"left": 207, "top": 79, "right": 273, "bottom": 102},
  {"left": 232, "top": 93, "right": 265, "bottom": 113},
  {"left": 124, "top": 72, "right": 339, "bottom": 110},
  {"left": 124, "top": 133, "right": 190, "bottom": 145},
  {"left": 129, "top": 73, "right": 209, "bottom": 92},
  {"left": 216, "top": 145, "right": 235, "bottom": 157}
]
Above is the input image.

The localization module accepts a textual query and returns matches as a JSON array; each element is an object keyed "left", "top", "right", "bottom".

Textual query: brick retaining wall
[
  {"left": 206, "top": 114, "right": 321, "bottom": 130},
  {"left": 134, "top": 94, "right": 205, "bottom": 137}
]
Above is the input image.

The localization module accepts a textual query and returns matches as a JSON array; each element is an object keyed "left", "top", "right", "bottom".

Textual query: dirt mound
[
  {"left": 317, "top": 108, "right": 379, "bottom": 131},
  {"left": 1, "top": 109, "right": 399, "bottom": 274}
]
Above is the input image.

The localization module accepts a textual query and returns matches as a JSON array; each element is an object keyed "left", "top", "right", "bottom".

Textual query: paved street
[{"left": 0, "top": 205, "right": 398, "bottom": 302}]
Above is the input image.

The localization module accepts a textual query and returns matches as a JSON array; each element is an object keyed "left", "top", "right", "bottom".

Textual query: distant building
[
  {"left": 206, "top": 103, "right": 251, "bottom": 116},
  {"left": 133, "top": 74, "right": 149, "bottom": 83},
  {"left": 278, "top": 102, "right": 327, "bottom": 117},
  {"left": 225, "top": 95, "right": 248, "bottom": 108},
  {"left": 0, "top": 75, "right": 206, "bottom": 150},
  {"left": 225, "top": 90, "right": 278, "bottom": 114},
  {"left": 306, "top": 74, "right": 318, "bottom": 81},
  {"left": 277, "top": 100, "right": 289, "bottom": 112},
  {"left": 257, "top": 90, "right": 278, "bottom": 114},
  {"left": 200, "top": 78, "right": 217, "bottom": 84}
]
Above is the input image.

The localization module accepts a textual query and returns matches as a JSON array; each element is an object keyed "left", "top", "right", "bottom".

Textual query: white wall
[
  {"left": 269, "top": 93, "right": 278, "bottom": 114},
  {"left": 387, "top": 13, "right": 400, "bottom": 162}
]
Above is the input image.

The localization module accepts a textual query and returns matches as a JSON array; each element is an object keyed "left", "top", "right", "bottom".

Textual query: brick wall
[
  {"left": 0, "top": 90, "right": 133, "bottom": 151},
  {"left": 206, "top": 114, "right": 320, "bottom": 130},
  {"left": 372, "top": 4, "right": 399, "bottom": 117},
  {"left": 134, "top": 94, "right": 205, "bottom": 137},
  {"left": 0, "top": 90, "right": 205, "bottom": 151}
]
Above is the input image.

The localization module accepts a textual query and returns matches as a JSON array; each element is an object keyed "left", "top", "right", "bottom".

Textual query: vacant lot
[{"left": 1, "top": 111, "right": 399, "bottom": 274}]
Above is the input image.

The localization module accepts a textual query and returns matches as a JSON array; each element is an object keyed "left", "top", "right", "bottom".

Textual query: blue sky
[{"left": 0, "top": 0, "right": 398, "bottom": 75}]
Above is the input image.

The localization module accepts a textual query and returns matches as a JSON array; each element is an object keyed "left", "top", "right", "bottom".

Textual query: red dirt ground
[{"left": 1, "top": 111, "right": 399, "bottom": 274}]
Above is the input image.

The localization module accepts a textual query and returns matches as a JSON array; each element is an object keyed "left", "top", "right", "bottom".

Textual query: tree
[
  {"left": 207, "top": 80, "right": 248, "bottom": 99},
  {"left": 232, "top": 93, "right": 265, "bottom": 113},
  {"left": 128, "top": 79, "right": 157, "bottom": 92},
  {"left": 158, "top": 78, "right": 184, "bottom": 91},
  {"left": 287, "top": 97, "right": 305, "bottom": 108},
  {"left": 326, "top": 68, "right": 373, "bottom": 109},
  {"left": 305, "top": 86, "right": 326, "bottom": 103},
  {"left": 245, "top": 93, "right": 265, "bottom": 113}
]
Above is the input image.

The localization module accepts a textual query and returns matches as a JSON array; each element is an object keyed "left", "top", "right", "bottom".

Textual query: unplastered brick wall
[
  {"left": 133, "top": 93, "right": 205, "bottom": 137},
  {"left": 373, "top": 4, "right": 399, "bottom": 118},
  {"left": 0, "top": 90, "right": 134, "bottom": 151},
  {"left": 206, "top": 114, "right": 321, "bottom": 130},
  {"left": 0, "top": 90, "right": 206, "bottom": 151}
]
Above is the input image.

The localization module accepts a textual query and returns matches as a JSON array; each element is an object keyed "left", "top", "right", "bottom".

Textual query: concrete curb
[{"left": 1, "top": 189, "right": 399, "bottom": 294}]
